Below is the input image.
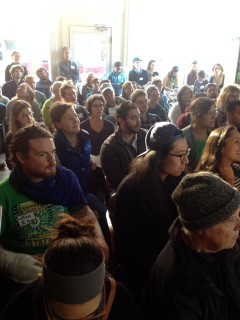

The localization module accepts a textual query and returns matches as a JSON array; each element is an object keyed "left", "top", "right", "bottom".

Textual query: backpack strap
[{"left": 102, "top": 277, "right": 116, "bottom": 320}]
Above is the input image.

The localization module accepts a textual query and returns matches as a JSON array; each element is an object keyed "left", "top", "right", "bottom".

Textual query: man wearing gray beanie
[{"left": 142, "top": 172, "right": 240, "bottom": 319}]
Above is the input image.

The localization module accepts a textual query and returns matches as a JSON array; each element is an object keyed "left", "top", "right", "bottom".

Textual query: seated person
[
  {"left": 81, "top": 94, "right": 115, "bottom": 201},
  {"left": 0, "top": 124, "right": 108, "bottom": 309},
  {"left": 193, "top": 70, "right": 208, "bottom": 94},
  {"left": 130, "top": 88, "right": 161, "bottom": 130},
  {"left": 100, "top": 101, "right": 147, "bottom": 191},
  {"left": 5, "top": 100, "right": 35, "bottom": 170},
  {"left": 0, "top": 215, "right": 137, "bottom": 320},
  {"left": 142, "top": 172, "right": 240, "bottom": 319},
  {"left": 50, "top": 102, "right": 111, "bottom": 249},
  {"left": 113, "top": 122, "right": 188, "bottom": 301},
  {"left": 60, "top": 80, "right": 88, "bottom": 122},
  {"left": 99, "top": 83, "right": 126, "bottom": 126}
]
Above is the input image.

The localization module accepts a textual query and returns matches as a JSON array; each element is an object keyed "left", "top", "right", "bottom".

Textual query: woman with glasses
[
  {"left": 5, "top": 100, "right": 35, "bottom": 170},
  {"left": 0, "top": 214, "right": 137, "bottom": 320},
  {"left": 81, "top": 94, "right": 115, "bottom": 201},
  {"left": 113, "top": 122, "right": 189, "bottom": 302},
  {"left": 183, "top": 97, "right": 218, "bottom": 172},
  {"left": 196, "top": 125, "right": 240, "bottom": 192}
]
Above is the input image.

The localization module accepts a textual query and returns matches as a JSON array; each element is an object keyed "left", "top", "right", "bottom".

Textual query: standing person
[
  {"left": 0, "top": 124, "right": 109, "bottom": 310},
  {"left": 142, "top": 172, "right": 240, "bottom": 319},
  {"left": 183, "top": 97, "right": 217, "bottom": 171},
  {"left": 5, "top": 100, "right": 35, "bottom": 170},
  {"left": 209, "top": 63, "right": 225, "bottom": 91},
  {"left": 81, "top": 94, "right": 115, "bottom": 200},
  {"left": 113, "top": 122, "right": 189, "bottom": 301},
  {"left": 100, "top": 101, "right": 147, "bottom": 191},
  {"left": 2, "top": 65, "right": 24, "bottom": 100},
  {"left": 35, "top": 67, "right": 53, "bottom": 99},
  {"left": 186, "top": 60, "right": 198, "bottom": 87},
  {"left": 196, "top": 125, "right": 240, "bottom": 192},
  {"left": 108, "top": 61, "right": 127, "bottom": 96},
  {"left": 5, "top": 51, "right": 28, "bottom": 82},
  {"left": 0, "top": 215, "right": 137, "bottom": 320},
  {"left": 128, "top": 57, "right": 149, "bottom": 87},
  {"left": 58, "top": 46, "right": 79, "bottom": 85}
]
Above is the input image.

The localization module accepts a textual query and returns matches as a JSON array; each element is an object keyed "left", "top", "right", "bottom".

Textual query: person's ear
[
  {"left": 54, "top": 121, "right": 62, "bottom": 130},
  {"left": 16, "top": 152, "right": 26, "bottom": 164}
]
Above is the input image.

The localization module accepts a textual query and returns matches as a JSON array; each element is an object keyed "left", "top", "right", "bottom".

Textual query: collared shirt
[{"left": 122, "top": 133, "right": 138, "bottom": 152}]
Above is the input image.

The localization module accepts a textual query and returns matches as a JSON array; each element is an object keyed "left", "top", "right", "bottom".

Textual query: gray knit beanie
[{"left": 172, "top": 172, "right": 240, "bottom": 231}]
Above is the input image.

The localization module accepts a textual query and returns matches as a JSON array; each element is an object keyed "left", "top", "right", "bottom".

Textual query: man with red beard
[
  {"left": 0, "top": 124, "right": 109, "bottom": 310},
  {"left": 100, "top": 101, "right": 147, "bottom": 191}
]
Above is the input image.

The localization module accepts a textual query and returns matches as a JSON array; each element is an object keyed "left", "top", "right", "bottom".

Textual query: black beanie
[{"left": 172, "top": 172, "right": 240, "bottom": 231}]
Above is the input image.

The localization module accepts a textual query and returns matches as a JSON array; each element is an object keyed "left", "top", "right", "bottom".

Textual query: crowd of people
[{"left": 0, "top": 48, "right": 240, "bottom": 319}]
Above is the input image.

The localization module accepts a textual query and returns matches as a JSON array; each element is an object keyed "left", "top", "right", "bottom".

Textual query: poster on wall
[{"left": 235, "top": 40, "right": 240, "bottom": 84}]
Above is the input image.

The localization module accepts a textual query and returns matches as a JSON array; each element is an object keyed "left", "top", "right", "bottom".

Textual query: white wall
[{"left": 0, "top": 0, "right": 239, "bottom": 86}]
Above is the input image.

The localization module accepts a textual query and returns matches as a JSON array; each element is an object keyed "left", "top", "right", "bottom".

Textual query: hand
[
  {"left": 219, "top": 161, "right": 234, "bottom": 186},
  {"left": 91, "top": 162, "right": 97, "bottom": 171}
]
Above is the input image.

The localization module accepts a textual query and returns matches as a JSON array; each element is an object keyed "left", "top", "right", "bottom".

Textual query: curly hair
[{"left": 216, "top": 85, "right": 240, "bottom": 112}]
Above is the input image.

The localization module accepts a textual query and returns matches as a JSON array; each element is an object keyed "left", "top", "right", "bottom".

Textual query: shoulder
[
  {"left": 138, "top": 128, "right": 147, "bottom": 137},
  {"left": 104, "top": 277, "right": 137, "bottom": 319}
]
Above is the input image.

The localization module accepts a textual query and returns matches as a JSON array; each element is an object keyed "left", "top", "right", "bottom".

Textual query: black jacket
[
  {"left": 142, "top": 218, "right": 240, "bottom": 319},
  {"left": 100, "top": 128, "right": 147, "bottom": 190}
]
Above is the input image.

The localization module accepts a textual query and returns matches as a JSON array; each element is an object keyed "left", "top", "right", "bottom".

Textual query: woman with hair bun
[{"left": 0, "top": 214, "right": 137, "bottom": 320}]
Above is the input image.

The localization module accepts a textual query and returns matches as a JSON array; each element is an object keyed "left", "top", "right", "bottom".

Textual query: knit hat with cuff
[{"left": 172, "top": 172, "right": 240, "bottom": 231}]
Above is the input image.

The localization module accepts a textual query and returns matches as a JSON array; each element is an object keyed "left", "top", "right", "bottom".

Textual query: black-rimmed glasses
[{"left": 168, "top": 148, "right": 191, "bottom": 162}]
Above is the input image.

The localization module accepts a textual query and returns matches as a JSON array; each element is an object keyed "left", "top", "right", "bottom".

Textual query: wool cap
[
  {"left": 172, "top": 172, "right": 240, "bottom": 231},
  {"left": 145, "top": 122, "right": 184, "bottom": 151},
  {"left": 99, "top": 83, "right": 114, "bottom": 94}
]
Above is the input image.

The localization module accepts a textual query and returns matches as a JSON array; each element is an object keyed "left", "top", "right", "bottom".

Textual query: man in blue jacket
[{"left": 108, "top": 61, "right": 127, "bottom": 96}]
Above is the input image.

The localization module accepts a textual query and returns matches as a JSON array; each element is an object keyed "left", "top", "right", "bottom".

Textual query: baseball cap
[{"left": 133, "top": 57, "right": 142, "bottom": 63}]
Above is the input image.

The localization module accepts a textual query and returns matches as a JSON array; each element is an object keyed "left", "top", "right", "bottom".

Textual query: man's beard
[{"left": 125, "top": 122, "right": 140, "bottom": 134}]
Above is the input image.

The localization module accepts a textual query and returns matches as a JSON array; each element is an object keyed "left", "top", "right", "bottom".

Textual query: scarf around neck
[{"left": 9, "top": 165, "right": 87, "bottom": 208}]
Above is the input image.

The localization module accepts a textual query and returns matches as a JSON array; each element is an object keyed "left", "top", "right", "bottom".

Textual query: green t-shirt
[
  {"left": 195, "top": 139, "right": 206, "bottom": 165},
  {"left": 0, "top": 178, "right": 69, "bottom": 255}
]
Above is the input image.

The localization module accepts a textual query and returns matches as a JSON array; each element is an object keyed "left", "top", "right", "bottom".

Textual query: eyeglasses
[{"left": 168, "top": 148, "right": 191, "bottom": 162}]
